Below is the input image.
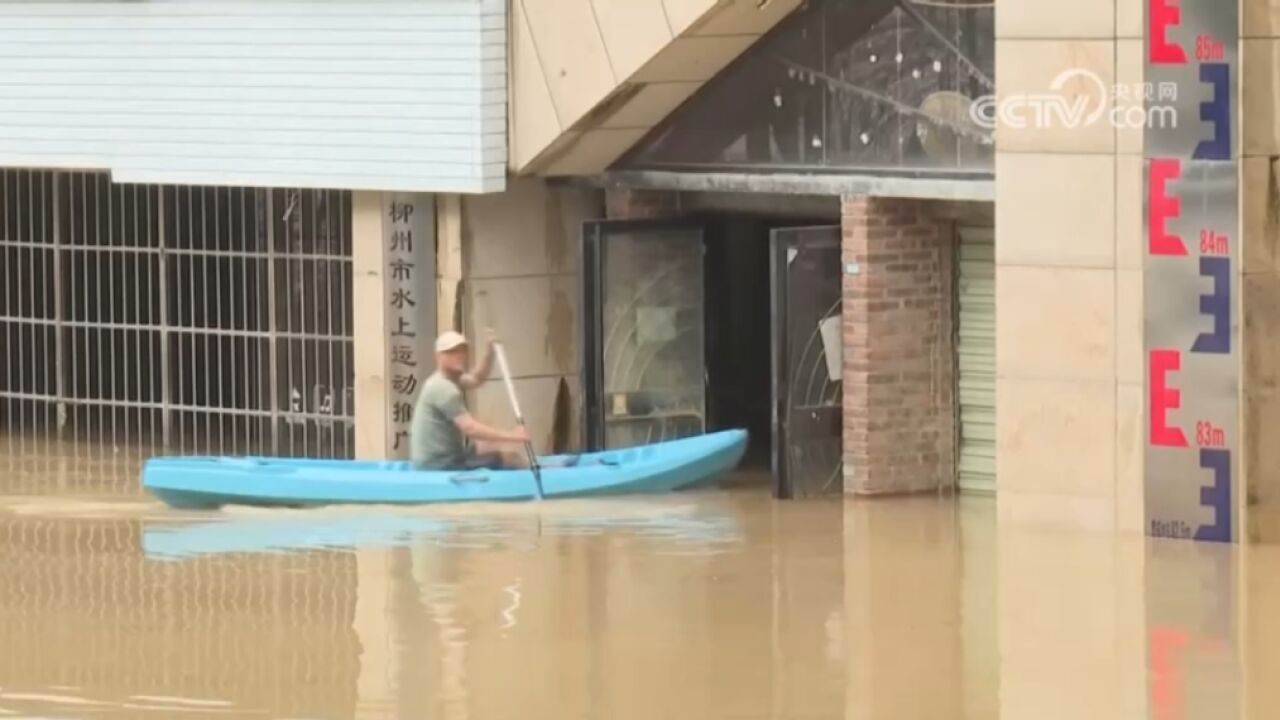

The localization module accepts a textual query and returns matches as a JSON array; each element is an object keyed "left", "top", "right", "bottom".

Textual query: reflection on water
[
  {"left": 0, "top": 434, "right": 153, "bottom": 499},
  {"left": 2, "top": 439, "right": 1279, "bottom": 719}
]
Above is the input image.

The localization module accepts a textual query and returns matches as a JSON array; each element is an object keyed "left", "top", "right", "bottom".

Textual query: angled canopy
[{"left": 616, "top": 0, "right": 995, "bottom": 176}]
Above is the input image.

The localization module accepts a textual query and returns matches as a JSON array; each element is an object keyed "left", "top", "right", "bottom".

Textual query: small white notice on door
[
  {"left": 819, "top": 316, "right": 842, "bottom": 383},
  {"left": 636, "top": 306, "right": 677, "bottom": 344}
]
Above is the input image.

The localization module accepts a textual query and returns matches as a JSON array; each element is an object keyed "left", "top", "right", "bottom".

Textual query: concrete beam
[
  {"left": 568, "top": 170, "right": 995, "bottom": 202},
  {"left": 677, "top": 191, "right": 842, "bottom": 219}
]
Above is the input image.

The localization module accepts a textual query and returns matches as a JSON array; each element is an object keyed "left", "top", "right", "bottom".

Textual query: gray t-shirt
[{"left": 410, "top": 372, "right": 468, "bottom": 469}]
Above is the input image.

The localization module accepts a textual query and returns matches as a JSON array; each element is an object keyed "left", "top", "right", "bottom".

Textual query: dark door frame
[{"left": 770, "top": 225, "right": 843, "bottom": 499}]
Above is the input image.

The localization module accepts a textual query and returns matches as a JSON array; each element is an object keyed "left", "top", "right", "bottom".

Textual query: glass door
[
  {"left": 581, "top": 221, "right": 707, "bottom": 451},
  {"left": 771, "top": 226, "right": 843, "bottom": 498}
]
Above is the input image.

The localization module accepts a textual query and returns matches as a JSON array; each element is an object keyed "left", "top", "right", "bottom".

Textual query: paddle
[{"left": 491, "top": 339, "right": 545, "bottom": 500}]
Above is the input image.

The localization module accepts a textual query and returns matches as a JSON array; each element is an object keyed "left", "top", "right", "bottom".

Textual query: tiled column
[
  {"left": 1242, "top": 4, "right": 1280, "bottom": 712},
  {"left": 996, "top": 1, "right": 1151, "bottom": 718},
  {"left": 352, "top": 192, "right": 436, "bottom": 461},
  {"left": 841, "top": 196, "right": 954, "bottom": 495},
  {"left": 994, "top": 0, "right": 1141, "bottom": 532},
  {"left": 351, "top": 192, "right": 391, "bottom": 460},
  {"left": 1242, "top": 5, "right": 1280, "bottom": 542}
]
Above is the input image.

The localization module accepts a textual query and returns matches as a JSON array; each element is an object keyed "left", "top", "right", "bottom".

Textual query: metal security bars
[{"left": 0, "top": 170, "right": 355, "bottom": 460}]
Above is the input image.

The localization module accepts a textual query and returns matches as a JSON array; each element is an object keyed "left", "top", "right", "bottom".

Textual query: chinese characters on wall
[
  {"left": 383, "top": 194, "right": 436, "bottom": 458},
  {"left": 1143, "top": 0, "right": 1239, "bottom": 543}
]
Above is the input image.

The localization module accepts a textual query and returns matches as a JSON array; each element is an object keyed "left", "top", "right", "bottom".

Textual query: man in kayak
[{"left": 410, "top": 330, "right": 531, "bottom": 470}]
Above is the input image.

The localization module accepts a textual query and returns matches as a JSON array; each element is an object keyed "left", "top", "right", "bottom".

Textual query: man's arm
[
  {"left": 454, "top": 413, "right": 528, "bottom": 444},
  {"left": 458, "top": 330, "right": 496, "bottom": 390}
]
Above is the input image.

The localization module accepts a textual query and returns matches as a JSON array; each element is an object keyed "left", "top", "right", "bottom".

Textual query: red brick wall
[{"left": 841, "top": 196, "right": 956, "bottom": 495}]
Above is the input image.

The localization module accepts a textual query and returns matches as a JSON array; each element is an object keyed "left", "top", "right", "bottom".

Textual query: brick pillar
[
  {"left": 841, "top": 196, "right": 955, "bottom": 495},
  {"left": 605, "top": 188, "right": 680, "bottom": 219}
]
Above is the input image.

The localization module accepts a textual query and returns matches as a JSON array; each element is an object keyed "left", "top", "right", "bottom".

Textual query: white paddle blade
[{"left": 492, "top": 343, "right": 524, "bottom": 420}]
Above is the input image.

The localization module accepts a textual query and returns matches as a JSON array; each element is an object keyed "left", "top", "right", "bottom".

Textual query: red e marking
[
  {"left": 1149, "top": 159, "right": 1187, "bottom": 256},
  {"left": 1150, "top": 0, "right": 1189, "bottom": 64},
  {"left": 1151, "top": 350, "right": 1189, "bottom": 447}
]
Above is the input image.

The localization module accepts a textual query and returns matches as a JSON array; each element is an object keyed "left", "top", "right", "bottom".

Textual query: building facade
[{"left": 0, "top": 0, "right": 1275, "bottom": 542}]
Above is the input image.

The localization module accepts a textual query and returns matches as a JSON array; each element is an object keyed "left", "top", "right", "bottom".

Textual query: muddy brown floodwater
[{"left": 1, "top": 436, "right": 1279, "bottom": 719}]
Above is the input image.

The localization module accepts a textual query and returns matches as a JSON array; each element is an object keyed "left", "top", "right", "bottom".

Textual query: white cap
[{"left": 435, "top": 331, "right": 469, "bottom": 353}]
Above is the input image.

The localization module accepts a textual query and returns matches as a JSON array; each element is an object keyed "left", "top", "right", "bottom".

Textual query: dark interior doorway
[
  {"left": 703, "top": 214, "right": 831, "bottom": 482},
  {"left": 703, "top": 216, "right": 772, "bottom": 472}
]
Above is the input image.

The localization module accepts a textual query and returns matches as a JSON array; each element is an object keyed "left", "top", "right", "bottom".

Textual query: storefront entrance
[
  {"left": 579, "top": 220, "right": 708, "bottom": 453},
  {"left": 580, "top": 216, "right": 843, "bottom": 498}
]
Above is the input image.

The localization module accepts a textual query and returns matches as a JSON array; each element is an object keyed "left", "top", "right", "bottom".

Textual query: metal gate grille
[
  {"left": 771, "top": 226, "right": 843, "bottom": 499},
  {"left": 0, "top": 170, "right": 355, "bottom": 461}
]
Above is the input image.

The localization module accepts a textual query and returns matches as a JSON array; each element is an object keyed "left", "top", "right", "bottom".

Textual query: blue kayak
[{"left": 142, "top": 429, "right": 748, "bottom": 509}]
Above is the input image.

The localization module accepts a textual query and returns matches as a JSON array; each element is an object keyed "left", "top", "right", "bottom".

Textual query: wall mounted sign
[
  {"left": 1143, "top": 0, "right": 1239, "bottom": 542},
  {"left": 383, "top": 193, "right": 436, "bottom": 459}
]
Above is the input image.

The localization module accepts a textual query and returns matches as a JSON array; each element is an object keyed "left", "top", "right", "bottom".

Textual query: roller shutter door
[{"left": 957, "top": 227, "right": 996, "bottom": 493}]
